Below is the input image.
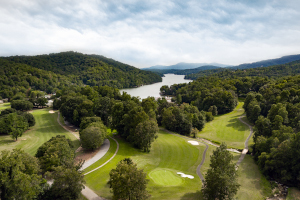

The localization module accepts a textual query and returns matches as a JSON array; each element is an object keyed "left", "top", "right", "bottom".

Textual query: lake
[{"left": 120, "top": 74, "right": 192, "bottom": 99}]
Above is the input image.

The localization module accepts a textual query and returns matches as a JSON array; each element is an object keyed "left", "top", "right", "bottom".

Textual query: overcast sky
[{"left": 1, "top": 0, "right": 300, "bottom": 68}]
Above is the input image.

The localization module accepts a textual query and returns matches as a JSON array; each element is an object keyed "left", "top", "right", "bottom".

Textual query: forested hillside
[
  {"left": 186, "top": 60, "right": 300, "bottom": 80},
  {"left": 0, "top": 52, "right": 161, "bottom": 98},
  {"left": 143, "top": 65, "right": 220, "bottom": 76}
]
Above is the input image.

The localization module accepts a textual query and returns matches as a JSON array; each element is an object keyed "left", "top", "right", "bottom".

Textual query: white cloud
[{"left": 0, "top": 0, "right": 300, "bottom": 67}]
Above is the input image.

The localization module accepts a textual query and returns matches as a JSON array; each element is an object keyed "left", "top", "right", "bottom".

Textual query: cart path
[
  {"left": 80, "top": 139, "right": 110, "bottom": 170},
  {"left": 160, "top": 128, "right": 208, "bottom": 184},
  {"left": 56, "top": 111, "right": 115, "bottom": 200},
  {"left": 84, "top": 136, "right": 119, "bottom": 175},
  {"left": 57, "top": 111, "right": 79, "bottom": 140},
  {"left": 236, "top": 114, "right": 254, "bottom": 167}
]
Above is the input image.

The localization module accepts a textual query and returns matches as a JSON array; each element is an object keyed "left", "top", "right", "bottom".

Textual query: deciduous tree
[
  {"left": 202, "top": 143, "right": 240, "bottom": 200},
  {"left": 108, "top": 158, "right": 150, "bottom": 200}
]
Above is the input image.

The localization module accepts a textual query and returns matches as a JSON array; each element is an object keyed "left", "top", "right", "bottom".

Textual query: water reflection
[{"left": 120, "top": 74, "right": 192, "bottom": 99}]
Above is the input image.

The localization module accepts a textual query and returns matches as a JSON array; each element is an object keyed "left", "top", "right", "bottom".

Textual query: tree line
[{"left": 243, "top": 75, "right": 300, "bottom": 188}]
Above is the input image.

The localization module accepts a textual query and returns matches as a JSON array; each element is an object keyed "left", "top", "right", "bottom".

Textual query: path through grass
[
  {"left": 198, "top": 102, "right": 253, "bottom": 149},
  {"left": 0, "top": 109, "right": 80, "bottom": 156},
  {"left": 84, "top": 130, "right": 206, "bottom": 200}
]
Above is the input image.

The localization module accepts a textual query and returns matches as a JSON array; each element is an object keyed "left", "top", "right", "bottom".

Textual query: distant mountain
[
  {"left": 174, "top": 65, "right": 221, "bottom": 75},
  {"left": 144, "top": 62, "right": 228, "bottom": 70},
  {"left": 185, "top": 54, "right": 300, "bottom": 80},
  {"left": 231, "top": 54, "right": 300, "bottom": 70}
]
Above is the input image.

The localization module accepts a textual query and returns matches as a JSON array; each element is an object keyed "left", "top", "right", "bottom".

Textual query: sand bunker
[
  {"left": 188, "top": 141, "right": 199, "bottom": 145},
  {"left": 177, "top": 172, "right": 194, "bottom": 179},
  {"left": 49, "top": 110, "right": 55, "bottom": 114}
]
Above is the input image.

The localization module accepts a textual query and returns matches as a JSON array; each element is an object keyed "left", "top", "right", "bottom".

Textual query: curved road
[{"left": 56, "top": 111, "right": 119, "bottom": 200}]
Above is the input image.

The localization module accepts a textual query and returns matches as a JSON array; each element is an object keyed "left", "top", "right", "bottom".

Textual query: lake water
[{"left": 120, "top": 74, "right": 192, "bottom": 99}]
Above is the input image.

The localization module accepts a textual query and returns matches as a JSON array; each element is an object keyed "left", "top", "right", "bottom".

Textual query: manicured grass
[
  {"left": 0, "top": 102, "right": 10, "bottom": 110},
  {"left": 149, "top": 169, "right": 183, "bottom": 186},
  {"left": 0, "top": 109, "right": 80, "bottom": 156},
  {"left": 84, "top": 130, "right": 206, "bottom": 200},
  {"left": 287, "top": 187, "right": 300, "bottom": 200},
  {"left": 197, "top": 102, "right": 253, "bottom": 149},
  {"left": 233, "top": 154, "right": 272, "bottom": 200}
]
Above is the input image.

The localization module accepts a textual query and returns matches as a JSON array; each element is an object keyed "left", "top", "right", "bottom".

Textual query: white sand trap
[
  {"left": 49, "top": 110, "right": 55, "bottom": 114},
  {"left": 188, "top": 141, "right": 199, "bottom": 145},
  {"left": 177, "top": 172, "right": 194, "bottom": 179}
]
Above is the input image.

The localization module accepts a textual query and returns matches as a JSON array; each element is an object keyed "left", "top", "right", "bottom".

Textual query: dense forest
[
  {"left": 242, "top": 75, "right": 300, "bottom": 187},
  {"left": 185, "top": 60, "right": 300, "bottom": 80},
  {"left": 0, "top": 52, "right": 161, "bottom": 99}
]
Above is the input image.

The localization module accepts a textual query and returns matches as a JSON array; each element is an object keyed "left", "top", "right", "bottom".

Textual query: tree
[
  {"left": 80, "top": 125, "right": 107, "bottom": 150},
  {"left": 11, "top": 100, "right": 33, "bottom": 111},
  {"left": 0, "top": 149, "right": 46, "bottom": 200},
  {"left": 8, "top": 113, "right": 29, "bottom": 140},
  {"left": 208, "top": 105, "right": 218, "bottom": 116},
  {"left": 36, "top": 97, "right": 48, "bottom": 107},
  {"left": 202, "top": 143, "right": 240, "bottom": 200},
  {"left": 41, "top": 166, "right": 85, "bottom": 200},
  {"left": 129, "top": 120, "right": 158, "bottom": 152},
  {"left": 35, "top": 135, "right": 75, "bottom": 172},
  {"left": 190, "top": 127, "right": 198, "bottom": 138},
  {"left": 22, "top": 112, "right": 36, "bottom": 127},
  {"left": 108, "top": 158, "right": 150, "bottom": 200}
]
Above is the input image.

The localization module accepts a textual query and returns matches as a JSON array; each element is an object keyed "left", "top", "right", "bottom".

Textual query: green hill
[{"left": 0, "top": 52, "right": 162, "bottom": 98}]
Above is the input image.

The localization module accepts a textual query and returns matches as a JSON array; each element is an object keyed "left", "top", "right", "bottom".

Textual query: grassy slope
[
  {"left": 0, "top": 103, "right": 10, "bottom": 110},
  {"left": 287, "top": 187, "right": 300, "bottom": 200},
  {"left": 232, "top": 154, "right": 272, "bottom": 199},
  {"left": 84, "top": 130, "right": 205, "bottom": 200},
  {"left": 198, "top": 102, "right": 253, "bottom": 149},
  {"left": 0, "top": 109, "right": 80, "bottom": 156}
]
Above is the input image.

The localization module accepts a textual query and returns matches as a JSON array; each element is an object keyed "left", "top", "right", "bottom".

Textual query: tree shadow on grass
[
  {"left": 0, "top": 139, "right": 15, "bottom": 145},
  {"left": 225, "top": 114, "right": 249, "bottom": 131},
  {"left": 180, "top": 190, "right": 203, "bottom": 200}
]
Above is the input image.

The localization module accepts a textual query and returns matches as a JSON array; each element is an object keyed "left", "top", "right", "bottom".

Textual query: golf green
[{"left": 149, "top": 168, "right": 183, "bottom": 186}]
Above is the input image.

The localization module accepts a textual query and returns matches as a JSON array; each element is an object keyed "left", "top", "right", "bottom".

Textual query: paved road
[
  {"left": 236, "top": 114, "right": 254, "bottom": 167},
  {"left": 56, "top": 112, "right": 114, "bottom": 200},
  {"left": 84, "top": 136, "right": 119, "bottom": 175},
  {"left": 81, "top": 139, "right": 110, "bottom": 170}
]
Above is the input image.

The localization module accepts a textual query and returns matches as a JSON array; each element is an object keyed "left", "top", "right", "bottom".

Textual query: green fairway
[
  {"left": 0, "top": 103, "right": 10, "bottom": 110},
  {"left": 233, "top": 154, "right": 272, "bottom": 199},
  {"left": 84, "top": 130, "right": 205, "bottom": 200},
  {"left": 149, "top": 168, "right": 183, "bottom": 186},
  {"left": 0, "top": 109, "right": 80, "bottom": 156},
  {"left": 287, "top": 187, "right": 300, "bottom": 200},
  {"left": 197, "top": 102, "right": 253, "bottom": 149}
]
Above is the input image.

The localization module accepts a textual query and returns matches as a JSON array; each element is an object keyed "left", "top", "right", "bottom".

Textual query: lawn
[
  {"left": 287, "top": 187, "right": 300, "bottom": 200},
  {"left": 232, "top": 154, "right": 272, "bottom": 199},
  {"left": 84, "top": 130, "right": 206, "bottom": 200},
  {"left": 0, "top": 102, "right": 10, "bottom": 110},
  {"left": 197, "top": 102, "right": 253, "bottom": 149},
  {"left": 0, "top": 109, "right": 80, "bottom": 156}
]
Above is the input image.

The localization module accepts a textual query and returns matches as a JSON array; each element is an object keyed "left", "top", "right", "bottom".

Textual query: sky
[{"left": 1, "top": 0, "right": 300, "bottom": 68}]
